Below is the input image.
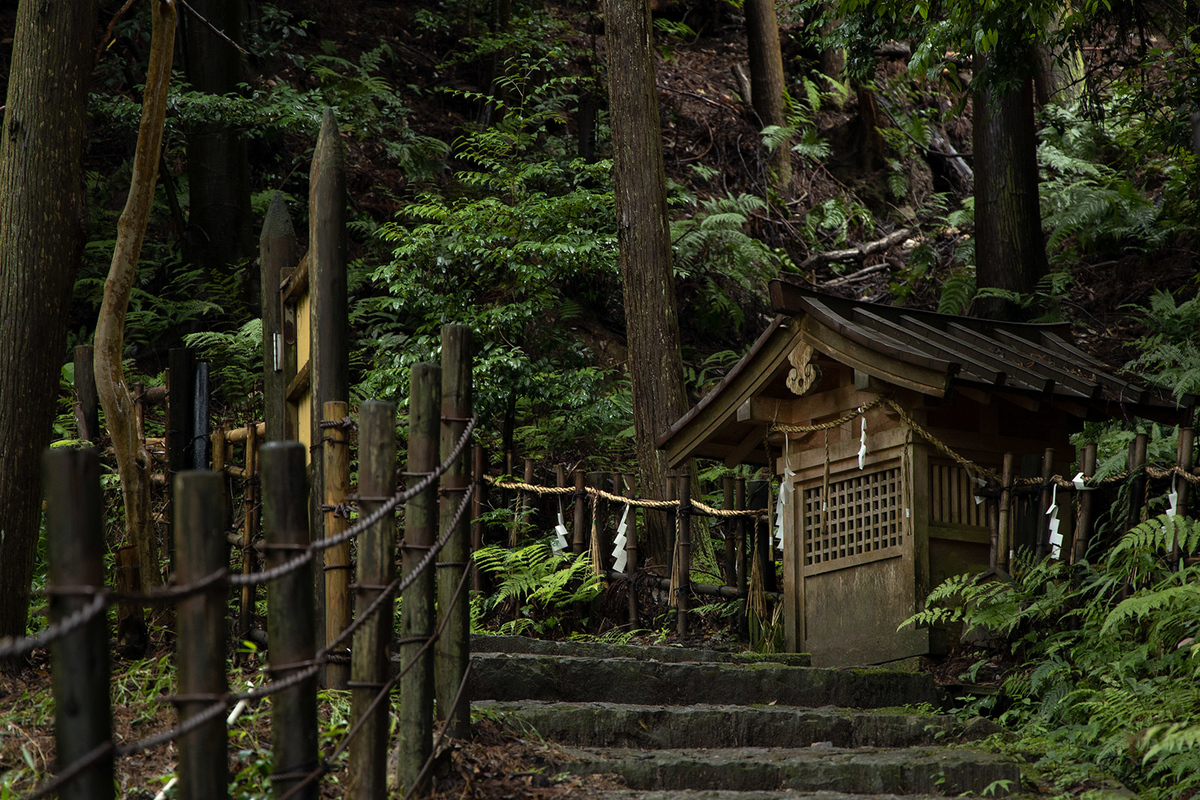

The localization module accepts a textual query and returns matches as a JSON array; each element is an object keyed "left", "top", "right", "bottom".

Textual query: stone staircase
[{"left": 469, "top": 636, "right": 1021, "bottom": 798}]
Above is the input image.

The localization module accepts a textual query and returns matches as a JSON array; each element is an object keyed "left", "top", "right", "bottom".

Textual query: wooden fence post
[
  {"left": 1173, "top": 427, "right": 1195, "bottom": 564},
  {"left": 348, "top": 401, "right": 396, "bottom": 799},
  {"left": 260, "top": 192, "right": 297, "bottom": 443},
  {"left": 322, "top": 400, "right": 351, "bottom": 688},
  {"left": 73, "top": 344, "right": 99, "bottom": 442},
  {"left": 44, "top": 447, "right": 113, "bottom": 800},
  {"left": 238, "top": 422, "right": 259, "bottom": 639},
  {"left": 175, "top": 470, "right": 228, "bottom": 800},
  {"left": 735, "top": 477, "right": 748, "bottom": 639},
  {"left": 722, "top": 476, "right": 736, "bottom": 587},
  {"left": 261, "top": 442, "right": 319, "bottom": 800},
  {"left": 398, "top": 366, "right": 439, "bottom": 795},
  {"left": 677, "top": 473, "right": 691, "bottom": 637},
  {"left": 168, "top": 346, "right": 197, "bottom": 570},
  {"left": 1072, "top": 443, "right": 1098, "bottom": 564},
  {"left": 436, "top": 325, "right": 473, "bottom": 740},
  {"left": 572, "top": 470, "right": 587, "bottom": 555}
]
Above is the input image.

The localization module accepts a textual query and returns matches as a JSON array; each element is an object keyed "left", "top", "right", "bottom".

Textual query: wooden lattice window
[
  {"left": 930, "top": 463, "right": 988, "bottom": 527},
  {"left": 801, "top": 467, "right": 902, "bottom": 566}
]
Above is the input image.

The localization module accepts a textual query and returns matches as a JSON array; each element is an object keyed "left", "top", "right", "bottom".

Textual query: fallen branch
[
  {"left": 821, "top": 262, "right": 891, "bottom": 288},
  {"left": 800, "top": 227, "right": 914, "bottom": 271}
]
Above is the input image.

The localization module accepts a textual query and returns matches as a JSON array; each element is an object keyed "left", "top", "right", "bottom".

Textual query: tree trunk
[
  {"left": 182, "top": 0, "right": 254, "bottom": 310},
  {"left": 0, "top": 0, "right": 98, "bottom": 642},
  {"left": 95, "top": 0, "right": 177, "bottom": 590},
  {"left": 603, "top": 0, "right": 690, "bottom": 566},
  {"left": 972, "top": 65, "right": 1047, "bottom": 321},
  {"left": 744, "top": 0, "right": 792, "bottom": 197},
  {"left": 1032, "top": 11, "right": 1085, "bottom": 108}
]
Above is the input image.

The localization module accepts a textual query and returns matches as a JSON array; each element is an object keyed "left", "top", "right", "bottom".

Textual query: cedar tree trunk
[
  {"left": 182, "top": 0, "right": 254, "bottom": 308},
  {"left": 745, "top": 0, "right": 792, "bottom": 196},
  {"left": 95, "top": 0, "right": 177, "bottom": 590},
  {"left": 0, "top": 0, "right": 98, "bottom": 642},
  {"left": 972, "top": 65, "right": 1048, "bottom": 321},
  {"left": 603, "top": 0, "right": 690, "bottom": 565}
]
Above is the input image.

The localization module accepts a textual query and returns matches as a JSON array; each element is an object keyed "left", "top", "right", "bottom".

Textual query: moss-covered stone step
[
  {"left": 474, "top": 700, "right": 999, "bottom": 750},
  {"left": 591, "top": 792, "right": 963, "bottom": 800},
  {"left": 469, "top": 653, "right": 941, "bottom": 709},
  {"left": 471, "top": 635, "right": 811, "bottom": 666},
  {"left": 556, "top": 745, "right": 1022, "bottom": 796}
]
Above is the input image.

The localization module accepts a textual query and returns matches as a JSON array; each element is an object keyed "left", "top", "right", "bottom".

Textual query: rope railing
[
  {"left": 11, "top": 406, "right": 480, "bottom": 800},
  {"left": 486, "top": 476, "right": 769, "bottom": 519}
]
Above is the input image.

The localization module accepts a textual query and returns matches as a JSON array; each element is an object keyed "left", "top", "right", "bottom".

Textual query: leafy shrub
[{"left": 473, "top": 542, "right": 602, "bottom": 637}]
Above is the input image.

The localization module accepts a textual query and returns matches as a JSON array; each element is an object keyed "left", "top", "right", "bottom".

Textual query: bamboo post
[
  {"left": 260, "top": 192, "right": 298, "bottom": 443},
  {"left": 73, "top": 344, "right": 99, "bottom": 442},
  {"left": 322, "top": 400, "right": 351, "bottom": 688},
  {"left": 1127, "top": 432, "right": 1149, "bottom": 531},
  {"left": 193, "top": 362, "right": 210, "bottom": 469},
  {"left": 436, "top": 325, "right": 473, "bottom": 739},
  {"left": 397, "top": 366, "right": 438, "bottom": 795},
  {"left": 988, "top": 491, "right": 1000, "bottom": 572},
  {"left": 1036, "top": 448, "right": 1055, "bottom": 560},
  {"left": 735, "top": 477, "right": 748, "bottom": 638},
  {"left": 43, "top": 447, "right": 113, "bottom": 800},
  {"left": 471, "top": 443, "right": 486, "bottom": 591},
  {"left": 175, "top": 471, "right": 229, "bottom": 800},
  {"left": 261, "top": 442, "right": 319, "bottom": 800},
  {"left": 115, "top": 544, "right": 147, "bottom": 657},
  {"left": 587, "top": 470, "right": 608, "bottom": 569},
  {"left": 238, "top": 422, "right": 259, "bottom": 639},
  {"left": 722, "top": 476, "right": 736, "bottom": 586},
  {"left": 1072, "top": 443, "right": 1098, "bottom": 564},
  {"left": 677, "top": 473, "right": 691, "bottom": 637},
  {"left": 997, "top": 453, "right": 1015, "bottom": 571},
  {"left": 572, "top": 469, "right": 587, "bottom": 555},
  {"left": 347, "top": 401, "right": 397, "bottom": 799}
]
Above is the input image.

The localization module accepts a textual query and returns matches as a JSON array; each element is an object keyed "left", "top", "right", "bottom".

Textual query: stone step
[
  {"left": 469, "top": 653, "right": 942, "bottom": 709},
  {"left": 471, "top": 635, "right": 811, "bottom": 666},
  {"left": 556, "top": 745, "right": 1022, "bottom": 796},
  {"left": 475, "top": 700, "right": 998, "bottom": 750},
  {"left": 592, "top": 792, "right": 958, "bottom": 800}
]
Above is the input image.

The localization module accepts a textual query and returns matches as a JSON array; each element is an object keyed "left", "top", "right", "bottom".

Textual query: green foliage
[
  {"left": 473, "top": 541, "right": 602, "bottom": 637},
  {"left": 803, "top": 197, "right": 875, "bottom": 251},
  {"left": 184, "top": 319, "right": 264, "bottom": 413},
  {"left": 910, "top": 514, "right": 1200, "bottom": 799},
  {"left": 1125, "top": 290, "right": 1200, "bottom": 401}
]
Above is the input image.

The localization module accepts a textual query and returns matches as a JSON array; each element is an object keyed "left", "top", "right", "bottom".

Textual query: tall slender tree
[
  {"left": 0, "top": 0, "right": 98, "bottom": 642},
  {"left": 603, "top": 0, "right": 690, "bottom": 564},
  {"left": 744, "top": 0, "right": 792, "bottom": 196}
]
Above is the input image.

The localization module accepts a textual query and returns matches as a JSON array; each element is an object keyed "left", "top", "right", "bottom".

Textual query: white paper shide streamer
[
  {"left": 611, "top": 504, "right": 631, "bottom": 573},
  {"left": 857, "top": 414, "right": 868, "bottom": 470},
  {"left": 1045, "top": 484, "right": 1062, "bottom": 559},
  {"left": 774, "top": 436, "right": 795, "bottom": 552},
  {"left": 552, "top": 498, "right": 569, "bottom": 553}
]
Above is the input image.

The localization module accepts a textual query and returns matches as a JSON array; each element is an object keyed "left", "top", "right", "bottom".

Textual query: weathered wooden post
[
  {"left": 997, "top": 453, "right": 1015, "bottom": 571},
  {"left": 677, "top": 473, "right": 691, "bottom": 637},
  {"left": 260, "top": 192, "right": 297, "bottom": 443},
  {"left": 348, "top": 401, "right": 397, "bottom": 799},
  {"left": 572, "top": 469, "right": 587, "bottom": 555},
  {"left": 1127, "top": 432, "right": 1149, "bottom": 531},
  {"left": 73, "top": 344, "right": 99, "bottom": 442},
  {"left": 193, "top": 362, "right": 210, "bottom": 469},
  {"left": 168, "top": 346, "right": 198, "bottom": 568},
  {"left": 238, "top": 421, "right": 259, "bottom": 639},
  {"left": 397, "top": 367, "right": 438, "bottom": 796},
  {"left": 44, "top": 447, "right": 113, "bottom": 800},
  {"left": 436, "top": 325, "right": 473, "bottom": 739},
  {"left": 1072, "top": 443, "right": 1098, "bottom": 564},
  {"left": 175, "top": 470, "right": 229, "bottom": 800},
  {"left": 587, "top": 470, "right": 608, "bottom": 569},
  {"left": 261, "top": 442, "right": 319, "bottom": 799},
  {"left": 310, "top": 107, "right": 349, "bottom": 666},
  {"left": 1036, "top": 448, "right": 1055, "bottom": 560},
  {"left": 322, "top": 400, "right": 351, "bottom": 688}
]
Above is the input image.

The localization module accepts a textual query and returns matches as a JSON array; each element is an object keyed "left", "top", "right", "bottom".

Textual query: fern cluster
[
  {"left": 472, "top": 542, "right": 602, "bottom": 638},
  {"left": 908, "top": 514, "right": 1200, "bottom": 798}
]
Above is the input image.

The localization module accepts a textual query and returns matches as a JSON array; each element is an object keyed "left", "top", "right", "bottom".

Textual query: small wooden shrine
[{"left": 659, "top": 280, "right": 1190, "bottom": 667}]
